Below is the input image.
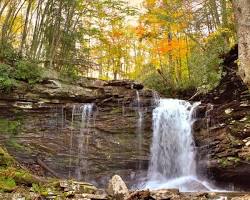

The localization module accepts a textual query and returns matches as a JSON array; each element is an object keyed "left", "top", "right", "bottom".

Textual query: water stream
[
  {"left": 136, "top": 90, "right": 144, "bottom": 171},
  {"left": 68, "top": 104, "right": 95, "bottom": 180},
  {"left": 145, "top": 99, "right": 215, "bottom": 192},
  {"left": 76, "top": 104, "right": 94, "bottom": 180}
]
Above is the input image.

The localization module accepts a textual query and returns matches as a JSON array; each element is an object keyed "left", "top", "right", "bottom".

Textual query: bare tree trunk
[
  {"left": 209, "top": 0, "right": 221, "bottom": 27},
  {"left": 20, "top": 0, "right": 32, "bottom": 56},
  {"left": 0, "top": 0, "right": 11, "bottom": 19},
  {"left": 233, "top": 0, "right": 250, "bottom": 89},
  {"left": 220, "top": 0, "right": 228, "bottom": 28}
]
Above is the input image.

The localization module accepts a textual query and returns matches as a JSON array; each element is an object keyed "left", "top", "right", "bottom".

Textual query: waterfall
[
  {"left": 68, "top": 104, "right": 95, "bottom": 180},
  {"left": 136, "top": 90, "right": 144, "bottom": 170},
  {"left": 148, "top": 99, "right": 197, "bottom": 179},
  {"left": 145, "top": 99, "right": 215, "bottom": 191},
  {"left": 76, "top": 104, "right": 94, "bottom": 180},
  {"left": 68, "top": 105, "right": 76, "bottom": 178}
]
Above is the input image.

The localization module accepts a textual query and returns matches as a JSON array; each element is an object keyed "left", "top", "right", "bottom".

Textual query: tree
[{"left": 233, "top": 0, "right": 250, "bottom": 89}]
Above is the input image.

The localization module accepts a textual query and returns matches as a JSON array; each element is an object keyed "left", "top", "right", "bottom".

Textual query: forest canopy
[{"left": 0, "top": 0, "right": 236, "bottom": 95}]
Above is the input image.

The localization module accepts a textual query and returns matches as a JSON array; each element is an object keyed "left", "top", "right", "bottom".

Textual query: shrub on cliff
[
  {"left": 0, "top": 63, "right": 16, "bottom": 92},
  {"left": 14, "top": 60, "right": 42, "bottom": 84},
  {"left": 0, "top": 42, "right": 20, "bottom": 65}
]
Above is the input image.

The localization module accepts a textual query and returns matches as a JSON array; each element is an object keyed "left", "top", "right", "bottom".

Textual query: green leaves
[
  {"left": 0, "top": 63, "right": 15, "bottom": 92},
  {"left": 14, "top": 60, "right": 42, "bottom": 84}
]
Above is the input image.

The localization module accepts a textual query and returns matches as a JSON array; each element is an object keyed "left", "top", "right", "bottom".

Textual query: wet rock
[
  {"left": 126, "top": 190, "right": 152, "bottom": 200},
  {"left": 59, "top": 180, "right": 97, "bottom": 194},
  {"left": 104, "top": 80, "right": 144, "bottom": 90},
  {"left": 150, "top": 189, "right": 181, "bottom": 200},
  {"left": 107, "top": 175, "right": 129, "bottom": 199},
  {"left": 12, "top": 193, "right": 26, "bottom": 200},
  {"left": 225, "top": 108, "right": 233, "bottom": 114},
  {"left": 231, "top": 195, "right": 250, "bottom": 200},
  {"left": 75, "top": 193, "right": 107, "bottom": 200},
  {"left": 0, "top": 77, "right": 153, "bottom": 188},
  {"left": 194, "top": 46, "right": 250, "bottom": 190}
]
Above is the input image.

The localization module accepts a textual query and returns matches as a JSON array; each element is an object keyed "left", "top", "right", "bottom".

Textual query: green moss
[
  {"left": 0, "top": 147, "right": 14, "bottom": 167},
  {"left": 227, "top": 156, "right": 240, "bottom": 163},
  {"left": 0, "top": 147, "right": 45, "bottom": 188},
  {"left": 31, "top": 182, "right": 65, "bottom": 198},
  {"left": 0, "top": 146, "right": 96, "bottom": 198},
  {"left": 218, "top": 157, "right": 241, "bottom": 168},
  {"left": 32, "top": 183, "right": 49, "bottom": 196},
  {"left": 0, "top": 177, "right": 16, "bottom": 192},
  {"left": 110, "top": 108, "right": 122, "bottom": 114},
  {"left": 218, "top": 158, "right": 230, "bottom": 168},
  {"left": 0, "top": 63, "right": 16, "bottom": 92},
  {"left": 0, "top": 148, "right": 17, "bottom": 192},
  {"left": 0, "top": 118, "right": 22, "bottom": 135},
  {"left": 6, "top": 139, "right": 25, "bottom": 150},
  {"left": 228, "top": 115, "right": 250, "bottom": 135}
]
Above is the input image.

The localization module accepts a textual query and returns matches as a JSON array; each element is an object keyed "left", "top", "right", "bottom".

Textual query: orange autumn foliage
[
  {"left": 155, "top": 38, "right": 188, "bottom": 57},
  {"left": 135, "top": 25, "right": 146, "bottom": 38}
]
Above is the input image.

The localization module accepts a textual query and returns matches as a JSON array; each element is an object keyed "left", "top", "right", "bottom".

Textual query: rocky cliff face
[
  {"left": 1, "top": 48, "right": 250, "bottom": 191},
  {"left": 0, "top": 78, "right": 154, "bottom": 187},
  {"left": 193, "top": 46, "right": 250, "bottom": 190}
]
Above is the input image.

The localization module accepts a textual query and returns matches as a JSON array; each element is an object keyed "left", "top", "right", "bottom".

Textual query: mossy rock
[
  {"left": 6, "top": 138, "right": 26, "bottom": 151},
  {"left": 0, "top": 177, "right": 16, "bottom": 192},
  {"left": 59, "top": 180, "right": 97, "bottom": 194},
  {"left": 0, "top": 146, "right": 97, "bottom": 197},
  {"left": 0, "top": 147, "right": 48, "bottom": 192},
  {"left": 0, "top": 147, "right": 15, "bottom": 167},
  {"left": 218, "top": 157, "right": 241, "bottom": 168},
  {"left": 0, "top": 118, "right": 22, "bottom": 135}
]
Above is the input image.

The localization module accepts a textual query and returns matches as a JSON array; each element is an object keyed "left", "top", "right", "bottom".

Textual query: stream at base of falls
[{"left": 142, "top": 98, "right": 218, "bottom": 192}]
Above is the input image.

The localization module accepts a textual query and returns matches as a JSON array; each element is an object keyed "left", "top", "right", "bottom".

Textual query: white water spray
[
  {"left": 136, "top": 90, "right": 144, "bottom": 170},
  {"left": 145, "top": 99, "right": 216, "bottom": 191},
  {"left": 68, "top": 105, "right": 76, "bottom": 178},
  {"left": 68, "top": 104, "right": 95, "bottom": 180},
  {"left": 76, "top": 104, "right": 94, "bottom": 180}
]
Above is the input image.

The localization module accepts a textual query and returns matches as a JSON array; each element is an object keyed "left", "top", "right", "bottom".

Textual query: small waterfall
[
  {"left": 148, "top": 99, "right": 197, "bottom": 180},
  {"left": 68, "top": 105, "right": 76, "bottom": 178},
  {"left": 136, "top": 90, "right": 144, "bottom": 170},
  {"left": 76, "top": 104, "right": 94, "bottom": 180},
  {"left": 145, "top": 99, "right": 213, "bottom": 191},
  {"left": 68, "top": 104, "right": 95, "bottom": 180}
]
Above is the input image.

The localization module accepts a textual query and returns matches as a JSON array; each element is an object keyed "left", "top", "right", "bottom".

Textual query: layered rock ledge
[
  {"left": 0, "top": 78, "right": 154, "bottom": 187},
  {"left": 193, "top": 45, "right": 250, "bottom": 190}
]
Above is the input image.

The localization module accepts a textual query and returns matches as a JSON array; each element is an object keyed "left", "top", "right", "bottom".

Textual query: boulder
[{"left": 106, "top": 175, "right": 129, "bottom": 199}]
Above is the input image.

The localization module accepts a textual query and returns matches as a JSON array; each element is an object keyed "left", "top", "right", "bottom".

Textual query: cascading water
[
  {"left": 68, "top": 104, "right": 95, "bottom": 180},
  {"left": 76, "top": 104, "right": 94, "bottom": 180},
  {"left": 136, "top": 90, "right": 144, "bottom": 170},
  {"left": 145, "top": 99, "right": 215, "bottom": 192},
  {"left": 68, "top": 105, "right": 76, "bottom": 178}
]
